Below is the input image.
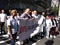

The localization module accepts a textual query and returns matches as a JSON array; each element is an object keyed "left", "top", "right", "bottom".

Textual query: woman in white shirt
[{"left": 45, "top": 15, "right": 52, "bottom": 39}]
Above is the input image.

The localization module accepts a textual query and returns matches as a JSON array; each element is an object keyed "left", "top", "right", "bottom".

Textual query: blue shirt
[{"left": 7, "top": 16, "right": 18, "bottom": 34}]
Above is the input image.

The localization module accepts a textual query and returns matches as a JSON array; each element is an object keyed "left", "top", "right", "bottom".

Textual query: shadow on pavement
[{"left": 45, "top": 39, "right": 54, "bottom": 45}]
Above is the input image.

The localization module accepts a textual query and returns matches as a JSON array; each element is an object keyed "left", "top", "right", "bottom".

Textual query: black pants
[{"left": 0, "top": 22, "right": 5, "bottom": 34}]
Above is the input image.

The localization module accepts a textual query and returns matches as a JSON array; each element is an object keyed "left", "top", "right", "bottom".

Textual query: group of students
[
  {"left": 45, "top": 15, "right": 58, "bottom": 39},
  {"left": 0, "top": 8, "right": 59, "bottom": 45},
  {"left": 20, "top": 8, "right": 59, "bottom": 45},
  {"left": 19, "top": 8, "right": 59, "bottom": 45}
]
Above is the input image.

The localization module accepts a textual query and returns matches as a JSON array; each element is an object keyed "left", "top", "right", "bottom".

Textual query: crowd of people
[{"left": 0, "top": 8, "right": 59, "bottom": 45}]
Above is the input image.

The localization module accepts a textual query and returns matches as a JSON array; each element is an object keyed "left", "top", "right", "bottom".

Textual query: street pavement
[
  {"left": 0, "top": 33, "right": 60, "bottom": 45},
  {"left": 35, "top": 34, "right": 60, "bottom": 45}
]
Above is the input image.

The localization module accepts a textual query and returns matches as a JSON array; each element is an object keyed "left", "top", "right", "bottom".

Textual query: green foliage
[{"left": 50, "top": 7, "right": 58, "bottom": 16}]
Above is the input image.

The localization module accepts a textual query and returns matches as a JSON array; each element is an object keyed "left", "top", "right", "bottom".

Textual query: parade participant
[
  {"left": 20, "top": 8, "right": 33, "bottom": 19},
  {"left": 32, "top": 10, "right": 38, "bottom": 19},
  {"left": 32, "top": 10, "right": 39, "bottom": 25},
  {"left": 45, "top": 15, "right": 52, "bottom": 39},
  {"left": 17, "top": 12, "right": 21, "bottom": 19},
  {"left": 20, "top": 8, "right": 34, "bottom": 44},
  {"left": 38, "top": 11, "right": 45, "bottom": 38},
  {"left": 0, "top": 9, "right": 7, "bottom": 34},
  {"left": 55, "top": 17, "right": 59, "bottom": 35},
  {"left": 50, "top": 16, "right": 57, "bottom": 38},
  {"left": 7, "top": 10, "right": 19, "bottom": 45}
]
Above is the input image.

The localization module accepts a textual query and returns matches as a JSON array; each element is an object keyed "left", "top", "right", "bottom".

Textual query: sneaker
[
  {"left": 46, "top": 36, "right": 49, "bottom": 39},
  {"left": 53, "top": 35, "right": 56, "bottom": 38},
  {"left": 50, "top": 35, "right": 52, "bottom": 38}
]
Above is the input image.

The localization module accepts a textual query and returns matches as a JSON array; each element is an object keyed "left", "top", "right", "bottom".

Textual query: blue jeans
[
  {"left": 10, "top": 33, "right": 17, "bottom": 45},
  {"left": 10, "top": 39, "right": 15, "bottom": 45}
]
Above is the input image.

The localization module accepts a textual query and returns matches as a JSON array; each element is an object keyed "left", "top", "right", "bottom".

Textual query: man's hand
[
  {"left": 24, "top": 18, "right": 29, "bottom": 21},
  {"left": 10, "top": 35, "right": 13, "bottom": 39}
]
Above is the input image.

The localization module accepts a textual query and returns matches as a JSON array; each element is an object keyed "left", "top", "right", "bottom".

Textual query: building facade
[{"left": 51, "top": 0, "right": 59, "bottom": 7}]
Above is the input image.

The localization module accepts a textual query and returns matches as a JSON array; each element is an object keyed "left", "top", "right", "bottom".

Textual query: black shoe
[{"left": 29, "top": 37, "right": 37, "bottom": 43}]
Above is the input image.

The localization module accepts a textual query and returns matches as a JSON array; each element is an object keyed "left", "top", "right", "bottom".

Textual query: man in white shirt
[
  {"left": 38, "top": 12, "right": 46, "bottom": 38},
  {"left": 0, "top": 10, "right": 7, "bottom": 34}
]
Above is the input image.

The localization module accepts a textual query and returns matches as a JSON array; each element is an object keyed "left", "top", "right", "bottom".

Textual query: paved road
[
  {"left": 35, "top": 35, "right": 60, "bottom": 45},
  {"left": 0, "top": 33, "right": 60, "bottom": 45}
]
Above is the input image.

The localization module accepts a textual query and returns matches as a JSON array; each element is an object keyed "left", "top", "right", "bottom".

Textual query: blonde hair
[
  {"left": 10, "top": 9, "right": 17, "bottom": 15},
  {"left": 24, "top": 8, "right": 30, "bottom": 12}
]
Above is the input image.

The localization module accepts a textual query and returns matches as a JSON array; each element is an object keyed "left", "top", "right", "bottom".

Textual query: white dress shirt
[{"left": 0, "top": 13, "right": 7, "bottom": 22}]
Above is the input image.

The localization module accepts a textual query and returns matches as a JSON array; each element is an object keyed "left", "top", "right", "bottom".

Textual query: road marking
[
  {"left": 0, "top": 41, "right": 5, "bottom": 43},
  {"left": 0, "top": 39, "right": 11, "bottom": 44},
  {"left": 16, "top": 41, "right": 23, "bottom": 45}
]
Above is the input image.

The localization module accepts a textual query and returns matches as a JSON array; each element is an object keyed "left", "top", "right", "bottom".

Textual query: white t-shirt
[
  {"left": 7, "top": 16, "right": 19, "bottom": 34},
  {"left": 0, "top": 13, "right": 7, "bottom": 22},
  {"left": 46, "top": 19, "right": 52, "bottom": 29},
  {"left": 38, "top": 15, "right": 45, "bottom": 25},
  {"left": 32, "top": 14, "right": 38, "bottom": 18}
]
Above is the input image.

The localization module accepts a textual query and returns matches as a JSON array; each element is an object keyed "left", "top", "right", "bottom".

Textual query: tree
[{"left": 50, "top": 6, "right": 58, "bottom": 16}]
